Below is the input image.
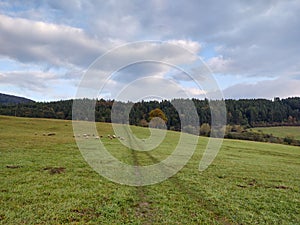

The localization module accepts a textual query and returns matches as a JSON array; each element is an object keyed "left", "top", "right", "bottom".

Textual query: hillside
[
  {"left": 0, "top": 93, "right": 34, "bottom": 104},
  {"left": 0, "top": 115, "right": 299, "bottom": 224}
]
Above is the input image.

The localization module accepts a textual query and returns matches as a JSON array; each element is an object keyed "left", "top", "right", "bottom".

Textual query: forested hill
[
  {"left": 0, "top": 97, "right": 300, "bottom": 128},
  {"left": 0, "top": 93, "right": 34, "bottom": 104}
]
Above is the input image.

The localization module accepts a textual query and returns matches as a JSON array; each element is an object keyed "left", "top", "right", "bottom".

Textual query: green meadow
[
  {"left": 0, "top": 115, "right": 299, "bottom": 224},
  {"left": 251, "top": 126, "right": 300, "bottom": 140}
]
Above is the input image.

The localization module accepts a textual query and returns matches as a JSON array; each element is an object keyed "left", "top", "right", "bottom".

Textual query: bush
[
  {"left": 200, "top": 123, "right": 211, "bottom": 136},
  {"left": 284, "top": 136, "right": 294, "bottom": 145}
]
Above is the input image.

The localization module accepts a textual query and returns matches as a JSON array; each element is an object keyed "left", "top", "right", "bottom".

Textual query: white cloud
[
  {"left": 75, "top": 42, "right": 203, "bottom": 97},
  {"left": 185, "top": 87, "right": 206, "bottom": 96},
  {"left": 0, "top": 14, "right": 106, "bottom": 67},
  {"left": 106, "top": 76, "right": 193, "bottom": 102},
  {"left": 0, "top": 70, "right": 58, "bottom": 91},
  {"left": 166, "top": 39, "right": 201, "bottom": 54},
  {"left": 206, "top": 55, "right": 233, "bottom": 74}
]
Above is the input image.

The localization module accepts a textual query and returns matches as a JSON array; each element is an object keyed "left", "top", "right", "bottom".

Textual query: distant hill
[{"left": 0, "top": 93, "right": 34, "bottom": 104}]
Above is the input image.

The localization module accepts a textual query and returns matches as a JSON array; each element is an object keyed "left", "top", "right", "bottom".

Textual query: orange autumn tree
[{"left": 148, "top": 108, "right": 167, "bottom": 128}]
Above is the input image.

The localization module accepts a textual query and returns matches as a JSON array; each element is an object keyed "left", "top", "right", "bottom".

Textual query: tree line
[{"left": 0, "top": 97, "right": 300, "bottom": 129}]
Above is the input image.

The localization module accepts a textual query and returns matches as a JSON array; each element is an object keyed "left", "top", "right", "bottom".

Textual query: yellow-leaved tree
[{"left": 148, "top": 108, "right": 167, "bottom": 128}]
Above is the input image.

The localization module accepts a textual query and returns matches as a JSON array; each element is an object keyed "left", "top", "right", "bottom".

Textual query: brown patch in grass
[
  {"left": 275, "top": 185, "right": 289, "bottom": 190},
  {"left": 71, "top": 208, "right": 101, "bottom": 219},
  {"left": 248, "top": 179, "right": 257, "bottom": 186},
  {"left": 0, "top": 214, "right": 5, "bottom": 221},
  {"left": 44, "top": 167, "right": 66, "bottom": 174},
  {"left": 135, "top": 201, "right": 151, "bottom": 217},
  {"left": 6, "top": 165, "right": 21, "bottom": 169},
  {"left": 237, "top": 179, "right": 258, "bottom": 188}
]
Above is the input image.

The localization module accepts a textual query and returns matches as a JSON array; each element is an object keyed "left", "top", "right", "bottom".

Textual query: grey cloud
[
  {"left": 35, "top": 0, "right": 300, "bottom": 80},
  {"left": 0, "top": 71, "right": 56, "bottom": 91},
  {"left": 78, "top": 41, "right": 201, "bottom": 86},
  {"left": 111, "top": 62, "right": 170, "bottom": 83},
  {"left": 292, "top": 74, "right": 300, "bottom": 80},
  {"left": 106, "top": 76, "right": 192, "bottom": 102},
  {"left": 207, "top": 1, "right": 300, "bottom": 77},
  {"left": 223, "top": 77, "right": 300, "bottom": 99},
  {"left": 0, "top": 14, "right": 106, "bottom": 68},
  {"left": 1, "top": 0, "right": 300, "bottom": 100},
  {"left": 3, "top": 1, "right": 298, "bottom": 72}
]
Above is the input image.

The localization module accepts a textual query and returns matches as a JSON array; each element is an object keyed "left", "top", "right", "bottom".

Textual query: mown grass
[
  {"left": 252, "top": 126, "right": 300, "bottom": 140},
  {"left": 0, "top": 115, "right": 299, "bottom": 224}
]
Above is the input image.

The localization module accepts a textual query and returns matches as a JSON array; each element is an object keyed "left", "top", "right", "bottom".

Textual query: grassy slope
[
  {"left": 251, "top": 126, "right": 300, "bottom": 140},
  {"left": 0, "top": 116, "right": 299, "bottom": 224}
]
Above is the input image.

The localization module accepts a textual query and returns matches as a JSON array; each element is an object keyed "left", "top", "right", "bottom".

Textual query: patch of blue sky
[
  {"left": 214, "top": 73, "right": 276, "bottom": 90},
  {"left": 199, "top": 43, "right": 217, "bottom": 60},
  {"left": 0, "top": 1, "right": 33, "bottom": 16},
  {"left": 43, "top": 81, "right": 77, "bottom": 102},
  {"left": 0, "top": 83, "right": 33, "bottom": 99},
  {"left": 0, "top": 58, "right": 69, "bottom": 76},
  {"left": 0, "top": 58, "right": 22, "bottom": 71}
]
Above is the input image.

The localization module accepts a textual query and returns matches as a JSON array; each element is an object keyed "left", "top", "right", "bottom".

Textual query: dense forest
[{"left": 1, "top": 97, "right": 300, "bottom": 129}]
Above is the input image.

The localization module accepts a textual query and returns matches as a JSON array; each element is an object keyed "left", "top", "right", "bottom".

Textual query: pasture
[
  {"left": 251, "top": 126, "right": 300, "bottom": 140},
  {"left": 0, "top": 116, "right": 299, "bottom": 224}
]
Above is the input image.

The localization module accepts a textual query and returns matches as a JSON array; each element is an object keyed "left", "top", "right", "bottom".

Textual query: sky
[{"left": 0, "top": 0, "right": 300, "bottom": 101}]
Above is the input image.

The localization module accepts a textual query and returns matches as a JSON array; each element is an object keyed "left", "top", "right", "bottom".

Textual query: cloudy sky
[{"left": 0, "top": 0, "right": 299, "bottom": 101}]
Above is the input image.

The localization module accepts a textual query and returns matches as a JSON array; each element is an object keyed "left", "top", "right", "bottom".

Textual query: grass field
[
  {"left": 251, "top": 126, "right": 300, "bottom": 140},
  {"left": 0, "top": 115, "right": 299, "bottom": 224}
]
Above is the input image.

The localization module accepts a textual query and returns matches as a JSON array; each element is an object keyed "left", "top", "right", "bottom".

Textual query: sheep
[
  {"left": 83, "top": 133, "right": 89, "bottom": 138},
  {"left": 107, "top": 134, "right": 113, "bottom": 140}
]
